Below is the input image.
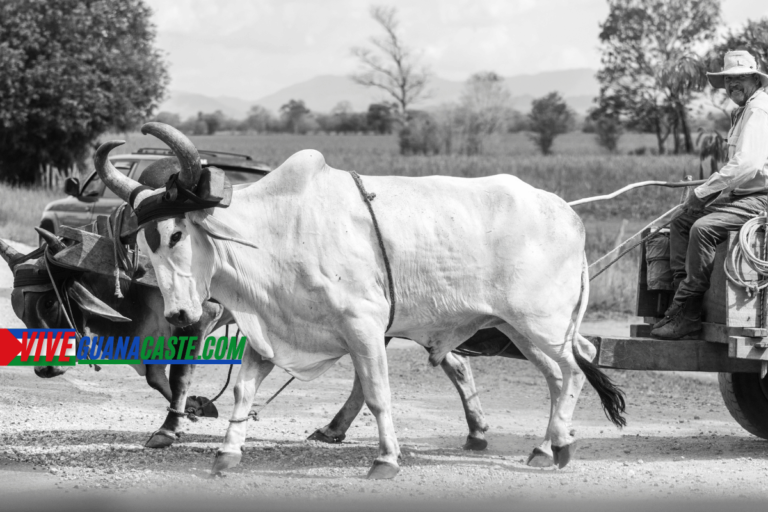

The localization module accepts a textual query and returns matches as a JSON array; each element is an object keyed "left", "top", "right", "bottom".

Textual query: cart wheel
[{"left": 718, "top": 372, "right": 768, "bottom": 440}]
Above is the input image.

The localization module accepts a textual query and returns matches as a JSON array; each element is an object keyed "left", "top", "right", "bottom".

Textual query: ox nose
[{"left": 166, "top": 309, "right": 192, "bottom": 327}]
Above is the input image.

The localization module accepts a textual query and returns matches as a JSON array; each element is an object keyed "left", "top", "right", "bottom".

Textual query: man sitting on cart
[{"left": 652, "top": 49, "right": 768, "bottom": 340}]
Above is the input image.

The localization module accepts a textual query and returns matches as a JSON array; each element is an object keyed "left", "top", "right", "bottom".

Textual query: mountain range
[{"left": 159, "top": 68, "right": 599, "bottom": 119}]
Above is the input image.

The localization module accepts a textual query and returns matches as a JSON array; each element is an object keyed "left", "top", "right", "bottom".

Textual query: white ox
[{"left": 95, "top": 123, "right": 625, "bottom": 479}]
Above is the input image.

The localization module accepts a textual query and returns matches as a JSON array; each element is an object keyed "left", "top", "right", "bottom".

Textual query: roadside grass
[
  {"left": 0, "top": 183, "right": 64, "bottom": 246},
  {"left": 2, "top": 131, "right": 694, "bottom": 311}
]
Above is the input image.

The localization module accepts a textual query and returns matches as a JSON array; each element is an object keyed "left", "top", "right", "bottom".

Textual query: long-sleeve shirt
[{"left": 695, "top": 88, "right": 768, "bottom": 199}]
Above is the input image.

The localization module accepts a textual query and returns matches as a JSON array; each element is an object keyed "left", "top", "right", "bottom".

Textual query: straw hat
[{"left": 707, "top": 50, "right": 768, "bottom": 89}]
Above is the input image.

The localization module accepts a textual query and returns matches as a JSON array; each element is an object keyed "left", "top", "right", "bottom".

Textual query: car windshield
[{"left": 80, "top": 160, "right": 135, "bottom": 197}]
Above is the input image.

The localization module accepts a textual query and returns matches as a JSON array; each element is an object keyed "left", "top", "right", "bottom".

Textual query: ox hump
[
  {"left": 281, "top": 149, "right": 328, "bottom": 175},
  {"left": 262, "top": 150, "right": 330, "bottom": 194}
]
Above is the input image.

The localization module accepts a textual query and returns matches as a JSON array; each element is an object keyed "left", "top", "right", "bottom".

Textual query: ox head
[
  {"left": 94, "top": 123, "right": 209, "bottom": 327},
  {"left": 1, "top": 233, "right": 131, "bottom": 378}
]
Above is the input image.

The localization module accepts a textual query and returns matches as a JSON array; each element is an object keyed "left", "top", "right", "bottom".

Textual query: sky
[{"left": 144, "top": 0, "right": 767, "bottom": 100}]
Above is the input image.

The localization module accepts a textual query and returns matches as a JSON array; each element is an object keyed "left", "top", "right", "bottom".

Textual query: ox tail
[{"left": 571, "top": 253, "right": 627, "bottom": 429}]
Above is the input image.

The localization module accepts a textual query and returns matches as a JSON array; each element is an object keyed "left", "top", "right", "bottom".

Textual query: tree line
[{"left": 1, "top": 0, "right": 767, "bottom": 185}]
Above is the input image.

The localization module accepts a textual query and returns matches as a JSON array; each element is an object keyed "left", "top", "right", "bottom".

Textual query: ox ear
[{"left": 66, "top": 281, "right": 131, "bottom": 322}]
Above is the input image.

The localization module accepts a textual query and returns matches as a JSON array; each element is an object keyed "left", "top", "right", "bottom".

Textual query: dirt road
[{"left": 1, "top": 243, "right": 767, "bottom": 510}]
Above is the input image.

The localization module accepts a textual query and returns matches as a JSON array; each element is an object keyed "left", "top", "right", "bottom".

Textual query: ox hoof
[
  {"left": 186, "top": 395, "right": 219, "bottom": 419},
  {"left": 526, "top": 447, "right": 554, "bottom": 468},
  {"left": 552, "top": 441, "right": 579, "bottom": 469},
  {"left": 211, "top": 451, "right": 242, "bottom": 476},
  {"left": 307, "top": 429, "right": 346, "bottom": 444},
  {"left": 367, "top": 460, "right": 400, "bottom": 480},
  {"left": 145, "top": 429, "right": 176, "bottom": 449},
  {"left": 463, "top": 435, "right": 488, "bottom": 451}
]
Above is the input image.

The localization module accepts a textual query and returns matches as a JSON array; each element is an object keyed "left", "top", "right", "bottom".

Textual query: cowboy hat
[{"left": 707, "top": 50, "right": 768, "bottom": 89}]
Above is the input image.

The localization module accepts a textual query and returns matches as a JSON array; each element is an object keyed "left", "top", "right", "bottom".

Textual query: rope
[
  {"left": 229, "top": 376, "right": 296, "bottom": 423},
  {"left": 346, "top": 171, "right": 396, "bottom": 332},
  {"left": 107, "top": 204, "right": 138, "bottom": 298},
  {"left": 724, "top": 214, "right": 768, "bottom": 297},
  {"left": 568, "top": 179, "right": 707, "bottom": 206},
  {"left": 179, "top": 326, "right": 237, "bottom": 421}
]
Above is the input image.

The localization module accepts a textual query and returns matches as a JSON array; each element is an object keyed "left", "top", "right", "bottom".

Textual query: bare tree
[
  {"left": 458, "top": 72, "right": 511, "bottom": 155},
  {"left": 351, "top": 5, "right": 430, "bottom": 118}
]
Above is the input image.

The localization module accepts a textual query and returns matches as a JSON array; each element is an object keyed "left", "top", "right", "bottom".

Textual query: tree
[
  {"left": 0, "top": 0, "right": 168, "bottom": 184},
  {"left": 590, "top": 109, "right": 624, "bottom": 153},
  {"left": 152, "top": 112, "right": 182, "bottom": 128},
  {"left": 527, "top": 92, "right": 574, "bottom": 155},
  {"left": 280, "top": 99, "right": 311, "bottom": 134},
  {"left": 457, "top": 72, "right": 511, "bottom": 155},
  {"left": 367, "top": 103, "right": 396, "bottom": 134},
  {"left": 596, "top": 0, "right": 720, "bottom": 155},
  {"left": 201, "top": 110, "right": 226, "bottom": 135},
  {"left": 351, "top": 6, "right": 431, "bottom": 119},
  {"left": 242, "top": 105, "right": 274, "bottom": 133}
]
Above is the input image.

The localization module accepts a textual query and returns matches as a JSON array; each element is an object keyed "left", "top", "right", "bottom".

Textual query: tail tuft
[{"left": 575, "top": 351, "right": 627, "bottom": 428}]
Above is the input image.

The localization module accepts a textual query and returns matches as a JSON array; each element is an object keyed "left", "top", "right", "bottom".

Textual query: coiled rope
[{"left": 724, "top": 214, "right": 768, "bottom": 297}]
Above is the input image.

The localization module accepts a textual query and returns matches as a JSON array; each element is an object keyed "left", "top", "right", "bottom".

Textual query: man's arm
[{"left": 694, "top": 108, "right": 768, "bottom": 198}]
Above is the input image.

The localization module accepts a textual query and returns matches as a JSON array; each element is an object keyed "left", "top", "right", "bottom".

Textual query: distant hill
[
  {"left": 158, "top": 68, "right": 599, "bottom": 118},
  {"left": 158, "top": 91, "right": 253, "bottom": 120}
]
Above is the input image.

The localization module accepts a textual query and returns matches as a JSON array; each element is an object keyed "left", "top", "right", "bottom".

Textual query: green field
[{"left": 1, "top": 131, "right": 699, "bottom": 312}]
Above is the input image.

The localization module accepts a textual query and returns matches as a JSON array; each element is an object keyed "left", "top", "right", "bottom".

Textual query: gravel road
[{"left": 1, "top": 242, "right": 767, "bottom": 510}]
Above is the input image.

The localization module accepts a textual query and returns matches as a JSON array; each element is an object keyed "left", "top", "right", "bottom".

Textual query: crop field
[{"left": 0, "top": 131, "right": 701, "bottom": 311}]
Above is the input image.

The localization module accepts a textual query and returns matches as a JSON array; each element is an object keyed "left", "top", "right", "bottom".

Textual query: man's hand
[{"left": 683, "top": 190, "right": 716, "bottom": 215}]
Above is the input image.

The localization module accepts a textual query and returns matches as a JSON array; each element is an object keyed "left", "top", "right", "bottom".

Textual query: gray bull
[{"left": 1, "top": 234, "right": 228, "bottom": 447}]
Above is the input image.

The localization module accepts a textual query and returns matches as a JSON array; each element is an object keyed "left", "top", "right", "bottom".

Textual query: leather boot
[
  {"left": 651, "top": 296, "right": 703, "bottom": 340},
  {"left": 653, "top": 301, "right": 682, "bottom": 330}
]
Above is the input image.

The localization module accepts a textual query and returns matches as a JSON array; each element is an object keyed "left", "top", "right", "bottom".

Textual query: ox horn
[
  {"left": 0, "top": 238, "right": 21, "bottom": 268},
  {"left": 141, "top": 122, "right": 202, "bottom": 189},
  {"left": 34, "top": 227, "right": 67, "bottom": 254},
  {"left": 94, "top": 140, "right": 145, "bottom": 206}
]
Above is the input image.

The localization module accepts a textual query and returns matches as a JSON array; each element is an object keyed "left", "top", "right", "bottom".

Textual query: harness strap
[
  {"left": 9, "top": 246, "right": 45, "bottom": 268},
  {"left": 346, "top": 171, "right": 396, "bottom": 333}
]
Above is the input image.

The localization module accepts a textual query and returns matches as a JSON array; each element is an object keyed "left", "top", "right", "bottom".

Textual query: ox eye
[
  {"left": 44, "top": 298, "right": 57, "bottom": 309},
  {"left": 169, "top": 231, "right": 182, "bottom": 246}
]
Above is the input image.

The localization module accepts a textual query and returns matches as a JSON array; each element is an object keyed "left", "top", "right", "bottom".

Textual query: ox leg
[
  {"left": 308, "top": 372, "right": 364, "bottom": 443},
  {"left": 439, "top": 352, "right": 490, "bottom": 451},
  {"left": 501, "top": 323, "right": 585, "bottom": 469},
  {"left": 211, "top": 345, "right": 274, "bottom": 475},
  {"left": 145, "top": 364, "right": 196, "bottom": 448},
  {"left": 308, "top": 338, "right": 394, "bottom": 443},
  {"left": 496, "top": 325, "right": 563, "bottom": 468},
  {"left": 146, "top": 302, "right": 226, "bottom": 449},
  {"left": 346, "top": 336, "right": 400, "bottom": 479},
  {"left": 145, "top": 364, "right": 172, "bottom": 401}
]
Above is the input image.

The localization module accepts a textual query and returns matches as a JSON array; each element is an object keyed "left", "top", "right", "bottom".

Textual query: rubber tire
[{"left": 718, "top": 372, "right": 768, "bottom": 440}]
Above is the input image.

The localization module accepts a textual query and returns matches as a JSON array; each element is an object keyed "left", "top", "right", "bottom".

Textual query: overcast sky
[{"left": 144, "top": 0, "right": 767, "bottom": 100}]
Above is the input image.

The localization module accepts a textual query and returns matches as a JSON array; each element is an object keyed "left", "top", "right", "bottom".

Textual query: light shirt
[{"left": 695, "top": 88, "right": 768, "bottom": 198}]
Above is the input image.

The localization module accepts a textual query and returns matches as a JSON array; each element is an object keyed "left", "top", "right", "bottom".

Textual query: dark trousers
[{"left": 671, "top": 193, "right": 768, "bottom": 302}]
